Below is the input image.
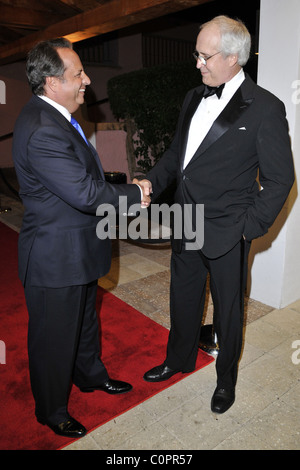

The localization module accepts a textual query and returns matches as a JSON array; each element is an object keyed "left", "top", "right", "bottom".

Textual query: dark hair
[{"left": 26, "top": 38, "right": 73, "bottom": 95}]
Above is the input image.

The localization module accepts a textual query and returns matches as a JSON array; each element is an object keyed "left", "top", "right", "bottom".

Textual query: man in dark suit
[
  {"left": 13, "top": 38, "right": 150, "bottom": 438},
  {"left": 138, "top": 16, "right": 294, "bottom": 413}
]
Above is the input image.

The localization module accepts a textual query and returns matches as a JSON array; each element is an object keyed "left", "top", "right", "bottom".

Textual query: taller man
[{"left": 139, "top": 16, "right": 294, "bottom": 413}]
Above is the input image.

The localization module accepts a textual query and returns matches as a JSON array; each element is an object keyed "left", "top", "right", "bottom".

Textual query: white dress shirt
[
  {"left": 183, "top": 69, "right": 245, "bottom": 169},
  {"left": 38, "top": 94, "right": 71, "bottom": 121}
]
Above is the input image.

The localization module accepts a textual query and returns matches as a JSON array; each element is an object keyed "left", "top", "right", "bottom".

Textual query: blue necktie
[{"left": 71, "top": 117, "right": 89, "bottom": 145}]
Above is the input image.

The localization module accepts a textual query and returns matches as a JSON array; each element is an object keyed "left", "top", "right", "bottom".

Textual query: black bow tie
[{"left": 203, "top": 83, "right": 225, "bottom": 99}]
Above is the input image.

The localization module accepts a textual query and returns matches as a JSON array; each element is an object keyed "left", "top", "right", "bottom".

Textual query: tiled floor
[{"left": 1, "top": 194, "right": 299, "bottom": 450}]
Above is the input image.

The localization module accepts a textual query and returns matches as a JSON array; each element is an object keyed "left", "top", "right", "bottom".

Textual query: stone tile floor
[{"left": 1, "top": 194, "right": 299, "bottom": 451}]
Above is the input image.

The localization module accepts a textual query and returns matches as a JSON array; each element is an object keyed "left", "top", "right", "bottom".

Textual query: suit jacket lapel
[
  {"left": 88, "top": 142, "right": 105, "bottom": 179},
  {"left": 67, "top": 120, "right": 105, "bottom": 178},
  {"left": 185, "top": 75, "right": 255, "bottom": 166},
  {"left": 65, "top": 118, "right": 105, "bottom": 179},
  {"left": 35, "top": 97, "right": 105, "bottom": 179},
  {"left": 180, "top": 88, "right": 203, "bottom": 170}
]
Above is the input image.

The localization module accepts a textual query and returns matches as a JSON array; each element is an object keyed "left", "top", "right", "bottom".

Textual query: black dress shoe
[
  {"left": 143, "top": 364, "right": 181, "bottom": 382},
  {"left": 211, "top": 388, "right": 235, "bottom": 414},
  {"left": 80, "top": 379, "right": 132, "bottom": 394},
  {"left": 39, "top": 416, "right": 86, "bottom": 438}
]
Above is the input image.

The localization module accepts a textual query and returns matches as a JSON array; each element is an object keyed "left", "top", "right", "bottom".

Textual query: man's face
[
  {"left": 195, "top": 24, "right": 238, "bottom": 87},
  {"left": 52, "top": 47, "right": 91, "bottom": 114}
]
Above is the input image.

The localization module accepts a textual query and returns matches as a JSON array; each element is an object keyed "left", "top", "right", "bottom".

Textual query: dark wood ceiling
[{"left": 0, "top": 0, "right": 212, "bottom": 65}]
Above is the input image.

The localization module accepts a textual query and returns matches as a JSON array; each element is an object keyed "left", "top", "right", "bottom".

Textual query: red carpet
[{"left": 0, "top": 222, "right": 214, "bottom": 450}]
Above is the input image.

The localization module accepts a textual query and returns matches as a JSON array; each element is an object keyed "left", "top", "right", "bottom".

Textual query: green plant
[{"left": 107, "top": 61, "right": 201, "bottom": 177}]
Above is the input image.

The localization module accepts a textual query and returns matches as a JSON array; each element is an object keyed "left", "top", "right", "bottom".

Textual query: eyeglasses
[{"left": 192, "top": 50, "right": 221, "bottom": 66}]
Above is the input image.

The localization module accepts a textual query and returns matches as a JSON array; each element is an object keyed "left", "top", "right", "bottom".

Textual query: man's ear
[
  {"left": 229, "top": 54, "right": 239, "bottom": 67},
  {"left": 45, "top": 76, "right": 58, "bottom": 93}
]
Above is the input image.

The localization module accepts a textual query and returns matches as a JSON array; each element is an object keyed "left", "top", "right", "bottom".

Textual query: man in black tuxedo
[
  {"left": 138, "top": 16, "right": 294, "bottom": 413},
  {"left": 13, "top": 38, "right": 150, "bottom": 437}
]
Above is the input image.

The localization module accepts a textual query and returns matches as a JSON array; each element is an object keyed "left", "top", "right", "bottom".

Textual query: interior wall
[
  {"left": 0, "top": 62, "right": 31, "bottom": 168},
  {"left": 248, "top": 0, "right": 300, "bottom": 308}
]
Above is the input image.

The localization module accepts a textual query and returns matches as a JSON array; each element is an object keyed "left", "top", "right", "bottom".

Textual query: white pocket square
[{"left": 239, "top": 126, "right": 246, "bottom": 130}]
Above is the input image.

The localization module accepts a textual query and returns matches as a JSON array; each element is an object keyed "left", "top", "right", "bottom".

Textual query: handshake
[{"left": 133, "top": 178, "right": 152, "bottom": 208}]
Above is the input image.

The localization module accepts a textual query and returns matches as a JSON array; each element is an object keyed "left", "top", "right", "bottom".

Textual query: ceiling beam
[
  {"left": 0, "top": 5, "right": 64, "bottom": 30},
  {"left": 0, "top": 0, "right": 211, "bottom": 65},
  {"left": 57, "top": 0, "right": 107, "bottom": 10}
]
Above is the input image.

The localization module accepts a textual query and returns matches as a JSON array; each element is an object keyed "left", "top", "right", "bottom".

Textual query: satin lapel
[
  {"left": 189, "top": 86, "right": 254, "bottom": 163},
  {"left": 180, "top": 89, "right": 203, "bottom": 170}
]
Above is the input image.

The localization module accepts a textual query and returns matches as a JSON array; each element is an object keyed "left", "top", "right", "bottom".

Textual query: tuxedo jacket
[
  {"left": 13, "top": 95, "right": 140, "bottom": 288},
  {"left": 146, "top": 74, "right": 295, "bottom": 258}
]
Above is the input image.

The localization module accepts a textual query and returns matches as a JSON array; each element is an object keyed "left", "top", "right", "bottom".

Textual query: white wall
[
  {"left": 0, "top": 62, "right": 31, "bottom": 167},
  {"left": 248, "top": 0, "right": 300, "bottom": 308}
]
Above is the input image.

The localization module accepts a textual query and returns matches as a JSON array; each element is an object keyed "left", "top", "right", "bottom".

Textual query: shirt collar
[
  {"left": 38, "top": 95, "right": 71, "bottom": 122},
  {"left": 222, "top": 69, "right": 245, "bottom": 99}
]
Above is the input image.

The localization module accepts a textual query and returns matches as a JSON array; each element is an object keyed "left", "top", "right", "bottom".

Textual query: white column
[{"left": 248, "top": 0, "right": 300, "bottom": 308}]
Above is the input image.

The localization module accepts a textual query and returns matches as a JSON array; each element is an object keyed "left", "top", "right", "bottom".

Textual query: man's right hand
[{"left": 133, "top": 178, "right": 152, "bottom": 208}]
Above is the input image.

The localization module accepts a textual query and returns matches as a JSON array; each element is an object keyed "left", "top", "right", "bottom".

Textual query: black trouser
[
  {"left": 166, "top": 238, "right": 251, "bottom": 390},
  {"left": 24, "top": 280, "right": 108, "bottom": 425}
]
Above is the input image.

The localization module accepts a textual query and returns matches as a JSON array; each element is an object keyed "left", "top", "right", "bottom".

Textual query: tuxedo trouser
[
  {"left": 24, "top": 280, "right": 109, "bottom": 425},
  {"left": 165, "top": 238, "right": 251, "bottom": 390}
]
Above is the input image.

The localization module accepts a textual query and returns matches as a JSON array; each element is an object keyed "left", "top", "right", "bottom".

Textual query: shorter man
[{"left": 13, "top": 38, "right": 150, "bottom": 437}]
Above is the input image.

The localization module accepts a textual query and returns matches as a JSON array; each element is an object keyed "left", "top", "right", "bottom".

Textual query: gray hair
[
  {"left": 200, "top": 16, "right": 251, "bottom": 66},
  {"left": 26, "top": 37, "right": 73, "bottom": 96}
]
